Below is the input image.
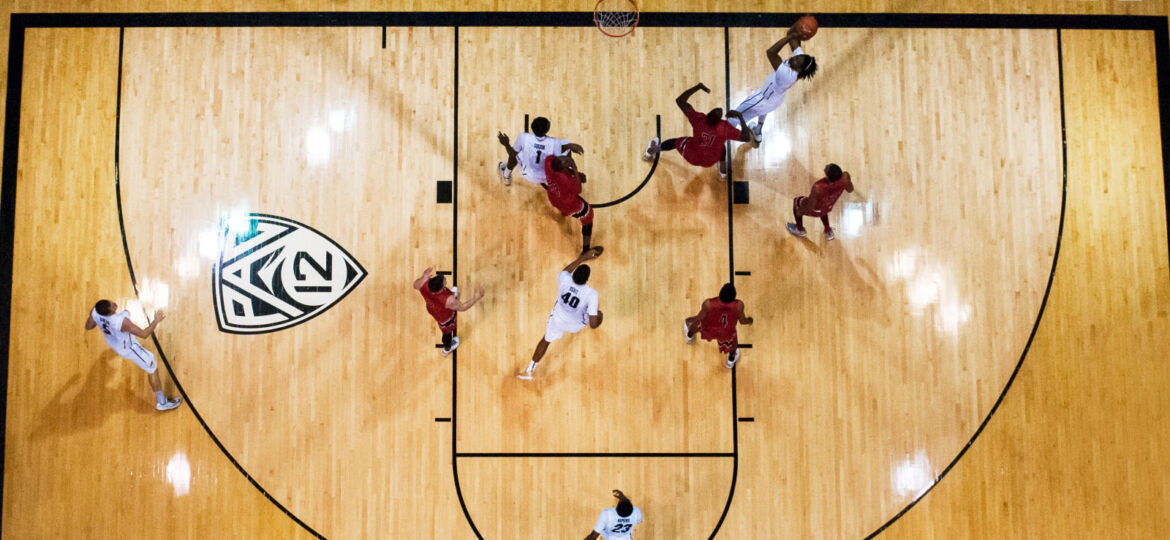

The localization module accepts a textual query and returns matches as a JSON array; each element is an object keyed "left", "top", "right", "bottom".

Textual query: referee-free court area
[{"left": 2, "top": 5, "right": 1169, "bottom": 539}]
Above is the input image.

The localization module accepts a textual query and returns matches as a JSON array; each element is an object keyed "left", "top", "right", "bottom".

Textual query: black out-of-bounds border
[{"left": 1, "top": 11, "right": 1167, "bottom": 540}]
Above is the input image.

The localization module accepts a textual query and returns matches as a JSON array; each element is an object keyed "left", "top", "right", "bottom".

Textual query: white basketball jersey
[
  {"left": 594, "top": 507, "right": 643, "bottom": 539},
  {"left": 766, "top": 46, "right": 803, "bottom": 95},
  {"left": 553, "top": 270, "right": 598, "bottom": 325},
  {"left": 91, "top": 309, "right": 135, "bottom": 350},
  {"left": 513, "top": 132, "right": 569, "bottom": 182}
]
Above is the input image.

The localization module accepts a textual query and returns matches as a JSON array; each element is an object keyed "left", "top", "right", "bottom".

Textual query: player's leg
[
  {"left": 786, "top": 196, "right": 809, "bottom": 237},
  {"left": 821, "top": 215, "right": 834, "bottom": 241},
  {"left": 519, "top": 338, "right": 551, "bottom": 380},
  {"left": 726, "top": 345, "right": 741, "bottom": 368},
  {"left": 575, "top": 200, "right": 595, "bottom": 252},
  {"left": 684, "top": 316, "right": 700, "bottom": 344},
  {"left": 497, "top": 132, "right": 518, "bottom": 185},
  {"left": 721, "top": 336, "right": 740, "bottom": 368},
  {"left": 440, "top": 317, "right": 460, "bottom": 355},
  {"left": 128, "top": 344, "right": 181, "bottom": 411}
]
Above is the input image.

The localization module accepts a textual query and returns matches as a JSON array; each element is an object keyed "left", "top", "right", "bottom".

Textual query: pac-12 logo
[{"left": 212, "top": 213, "right": 367, "bottom": 334}]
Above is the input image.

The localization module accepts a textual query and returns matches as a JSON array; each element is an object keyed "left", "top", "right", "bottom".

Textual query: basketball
[{"left": 795, "top": 15, "right": 818, "bottom": 40}]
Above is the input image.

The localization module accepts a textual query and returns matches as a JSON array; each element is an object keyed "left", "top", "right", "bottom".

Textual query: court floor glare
[{"left": 1, "top": 17, "right": 1168, "bottom": 540}]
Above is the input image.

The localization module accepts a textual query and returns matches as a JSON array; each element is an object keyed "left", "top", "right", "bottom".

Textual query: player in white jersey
[
  {"left": 518, "top": 247, "right": 603, "bottom": 380},
  {"left": 84, "top": 299, "right": 182, "bottom": 411},
  {"left": 584, "top": 490, "right": 643, "bottom": 540},
  {"left": 496, "top": 116, "right": 584, "bottom": 186},
  {"left": 727, "top": 24, "right": 818, "bottom": 141}
]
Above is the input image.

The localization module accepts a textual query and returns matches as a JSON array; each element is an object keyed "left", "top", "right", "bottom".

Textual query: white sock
[
  {"left": 155, "top": 391, "right": 165, "bottom": 404},
  {"left": 526, "top": 361, "right": 537, "bottom": 373}
]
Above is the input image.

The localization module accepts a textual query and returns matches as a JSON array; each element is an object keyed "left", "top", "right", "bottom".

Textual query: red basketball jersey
[
  {"left": 681, "top": 106, "right": 742, "bottom": 167},
  {"left": 419, "top": 285, "right": 455, "bottom": 324},
  {"left": 810, "top": 177, "right": 848, "bottom": 213},
  {"left": 700, "top": 298, "right": 741, "bottom": 341},
  {"left": 544, "top": 156, "right": 584, "bottom": 215}
]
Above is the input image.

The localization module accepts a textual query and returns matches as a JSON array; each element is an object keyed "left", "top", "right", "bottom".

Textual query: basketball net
[{"left": 594, "top": 0, "right": 639, "bottom": 38}]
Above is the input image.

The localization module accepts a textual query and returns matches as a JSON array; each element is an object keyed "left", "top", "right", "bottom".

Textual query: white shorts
[
  {"left": 730, "top": 85, "right": 786, "bottom": 128},
  {"left": 114, "top": 342, "right": 158, "bottom": 374},
  {"left": 520, "top": 167, "right": 547, "bottom": 185},
  {"left": 544, "top": 313, "right": 586, "bottom": 342}
]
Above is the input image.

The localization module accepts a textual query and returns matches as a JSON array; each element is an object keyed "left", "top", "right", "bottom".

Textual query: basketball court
[{"left": 1, "top": 3, "right": 1168, "bottom": 539}]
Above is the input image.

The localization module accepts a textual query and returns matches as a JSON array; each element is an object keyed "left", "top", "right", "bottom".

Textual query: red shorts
[
  {"left": 556, "top": 197, "right": 594, "bottom": 225},
  {"left": 697, "top": 324, "right": 737, "bottom": 354},
  {"left": 435, "top": 313, "right": 456, "bottom": 334},
  {"left": 794, "top": 195, "right": 829, "bottom": 217}
]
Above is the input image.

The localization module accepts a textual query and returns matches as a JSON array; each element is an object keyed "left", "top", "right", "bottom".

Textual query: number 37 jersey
[{"left": 553, "top": 270, "right": 599, "bottom": 326}]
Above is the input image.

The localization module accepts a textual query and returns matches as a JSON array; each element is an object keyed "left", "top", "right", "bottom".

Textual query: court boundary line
[
  {"left": 592, "top": 115, "right": 661, "bottom": 208},
  {"left": 0, "top": 12, "right": 1166, "bottom": 540}
]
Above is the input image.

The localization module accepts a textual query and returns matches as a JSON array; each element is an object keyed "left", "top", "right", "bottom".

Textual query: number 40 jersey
[{"left": 553, "top": 270, "right": 599, "bottom": 327}]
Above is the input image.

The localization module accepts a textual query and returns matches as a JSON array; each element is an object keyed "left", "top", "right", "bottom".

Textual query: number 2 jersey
[
  {"left": 593, "top": 506, "right": 643, "bottom": 540},
  {"left": 513, "top": 132, "right": 569, "bottom": 184},
  {"left": 552, "top": 270, "right": 599, "bottom": 327}
]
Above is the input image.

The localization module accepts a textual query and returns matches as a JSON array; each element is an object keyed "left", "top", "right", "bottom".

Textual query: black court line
[
  {"left": 734, "top": 271, "right": 751, "bottom": 276},
  {"left": 448, "top": 26, "right": 485, "bottom": 540},
  {"left": 436, "top": 270, "right": 452, "bottom": 276},
  {"left": 738, "top": 417, "right": 754, "bottom": 423},
  {"left": 592, "top": 115, "right": 662, "bottom": 208},
  {"left": 737, "top": 344, "right": 753, "bottom": 349},
  {"left": 435, "top": 417, "right": 451, "bottom": 422},
  {"left": 709, "top": 25, "right": 740, "bottom": 540},
  {"left": 0, "top": 12, "right": 1166, "bottom": 540},
  {"left": 0, "top": 21, "right": 21, "bottom": 526},
  {"left": 381, "top": 26, "right": 386, "bottom": 48},
  {"left": 107, "top": 29, "right": 325, "bottom": 539},
  {"left": 523, "top": 113, "right": 529, "bottom": 133},
  {"left": 458, "top": 452, "right": 734, "bottom": 458},
  {"left": 863, "top": 28, "right": 1073, "bottom": 539},
  {"left": 11, "top": 12, "right": 1168, "bottom": 29}
]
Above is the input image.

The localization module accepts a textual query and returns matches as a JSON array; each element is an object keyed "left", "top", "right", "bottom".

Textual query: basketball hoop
[{"left": 594, "top": 0, "right": 639, "bottom": 38}]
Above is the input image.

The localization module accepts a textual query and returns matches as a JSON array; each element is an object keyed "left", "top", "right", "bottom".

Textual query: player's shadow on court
[{"left": 30, "top": 351, "right": 153, "bottom": 441}]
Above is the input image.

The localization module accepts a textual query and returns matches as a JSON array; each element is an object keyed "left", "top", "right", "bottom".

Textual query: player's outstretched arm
[
  {"left": 562, "top": 246, "right": 602, "bottom": 273},
  {"left": 447, "top": 287, "right": 485, "bottom": 312},
  {"left": 588, "top": 310, "right": 603, "bottom": 329},
  {"left": 737, "top": 300, "right": 754, "bottom": 325},
  {"left": 412, "top": 267, "right": 434, "bottom": 290},
  {"left": 767, "top": 33, "right": 801, "bottom": 70},
  {"left": 122, "top": 310, "right": 165, "bottom": 339},
  {"left": 84, "top": 312, "right": 96, "bottom": 331},
  {"left": 843, "top": 172, "right": 855, "bottom": 193},
  {"left": 728, "top": 111, "right": 756, "bottom": 143},
  {"left": 583, "top": 531, "right": 601, "bottom": 540},
  {"left": 564, "top": 142, "right": 585, "bottom": 155},
  {"left": 497, "top": 132, "right": 519, "bottom": 162},
  {"left": 675, "top": 83, "right": 711, "bottom": 112}
]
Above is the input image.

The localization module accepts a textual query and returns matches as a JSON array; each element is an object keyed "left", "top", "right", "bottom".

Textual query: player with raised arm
[
  {"left": 786, "top": 163, "right": 855, "bottom": 241},
  {"left": 584, "top": 490, "right": 643, "bottom": 540},
  {"left": 85, "top": 299, "right": 182, "bottom": 411},
  {"left": 497, "top": 116, "right": 584, "bottom": 186},
  {"left": 642, "top": 83, "right": 756, "bottom": 179},
  {"left": 518, "top": 247, "right": 603, "bottom": 380},
  {"left": 727, "top": 21, "right": 818, "bottom": 141},
  {"left": 414, "top": 267, "right": 485, "bottom": 355},
  {"left": 544, "top": 154, "right": 597, "bottom": 253},
  {"left": 685, "top": 283, "right": 754, "bottom": 368}
]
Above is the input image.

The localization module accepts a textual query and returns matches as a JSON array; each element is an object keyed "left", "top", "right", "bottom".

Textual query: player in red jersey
[
  {"left": 544, "top": 154, "right": 596, "bottom": 253},
  {"left": 685, "top": 283, "right": 754, "bottom": 368},
  {"left": 413, "top": 267, "right": 484, "bottom": 355},
  {"left": 642, "top": 82, "right": 757, "bottom": 179},
  {"left": 786, "top": 163, "right": 855, "bottom": 241}
]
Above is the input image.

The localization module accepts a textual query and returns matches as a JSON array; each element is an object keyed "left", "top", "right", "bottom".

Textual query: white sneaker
[
  {"left": 498, "top": 162, "right": 512, "bottom": 186},
  {"left": 786, "top": 223, "right": 807, "bottom": 237},
  {"left": 450, "top": 286, "right": 458, "bottom": 298},
  {"left": 642, "top": 137, "right": 660, "bottom": 161},
  {"left": 517, "top": 371, "right": 534, "bottom": 380},
  {"left": 156, "top": 397, "right": 182, "bottom": 411},
  {"left": 825, "top": 229, "right": 836, "bottom": 241},
  {"left": 684, "top": 322, "right": 694, "bottom": 344},
  {"left": 726, "top": 349, "right": 740, "bottom": 369},
  {"left": 442, "top": 336, "right": 460, "bottom": 356},
  {"left": 751, "top": 123, "right": 763, "bottom": 140}
]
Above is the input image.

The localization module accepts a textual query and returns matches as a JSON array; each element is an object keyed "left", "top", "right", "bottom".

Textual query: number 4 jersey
[
  {"left": 552, "top": 270, "right": 599, "bottom": 327},
  {"left": 594, "top": 506, "right": 643, "bottom": 539}
]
